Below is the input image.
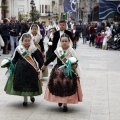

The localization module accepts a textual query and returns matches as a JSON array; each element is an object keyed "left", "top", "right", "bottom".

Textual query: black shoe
[
  {"left": 58, "top": 103, "right": 62, "bottom": 107},
  {"left": 23, "top": 102, "right": 27, "bottom": 106},
  {"left": 30, "top": 97, "right": 35, "bottom": 103},
  {"left": 63, "top": 106, "right": 68, "bottom": 112}
]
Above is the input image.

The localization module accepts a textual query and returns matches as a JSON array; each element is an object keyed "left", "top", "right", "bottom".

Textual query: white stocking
[
  {"left": 30, "top": 96, "right": 34, "bottom": 99},
  {"left": 24, "top": 96, "right": 28, "bottom": 102},
  {"left": 63, "top": 103, "right": 67, "bottom": 106}
]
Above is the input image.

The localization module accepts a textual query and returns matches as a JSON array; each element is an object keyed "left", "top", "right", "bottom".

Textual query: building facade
[
  {"left": 0, "top": 0, "right": 20, "bottom": 20},
  {"left": 0, "top": 0, "right": 100, "bottom": 24},
  {"left": 0, "top": 0, "right": 63, "bottom": 25},
  {"left": 78, "top": 0, "right": 99, "bottom": 23}
]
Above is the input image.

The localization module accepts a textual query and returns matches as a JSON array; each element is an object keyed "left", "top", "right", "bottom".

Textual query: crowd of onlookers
[
  {"left": 76, "top": 20, "right": 120, "bottom": 50},
  {"left": 0, "top": 16, "right": 120, "bottom": 57},
  {"left": 58, "top": 18, "right": 120, "bottom": 51},
  {"left": 0, "top": 16, "right": 46, "bottom": 56}
]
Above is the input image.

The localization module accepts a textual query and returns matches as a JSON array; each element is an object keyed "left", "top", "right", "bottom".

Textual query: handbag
[{"left": 0, "top": 35, "right": 4, "bottom": 47}]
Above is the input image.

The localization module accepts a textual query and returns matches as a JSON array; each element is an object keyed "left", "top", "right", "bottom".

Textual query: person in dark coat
[
  {"left": 52, "top": 20, "right": 73, "bottom": 52},
  {"left": 72, "top": 25, "right": 79, "bottom": 49},
  {"left": 89, "top": 23, "right": 96, "bottom": 46},
  {"left": 81, "top": 24, "right": 88, "bottom": 44},
  {"left": 112, "top": 22, "right": 120, "bottom": 37},
  {"left": 1, "top": 18, "right": 10, "bottom": 54},
  {"left": 9, "top": 16, "right": 21, "bottom": 55}
]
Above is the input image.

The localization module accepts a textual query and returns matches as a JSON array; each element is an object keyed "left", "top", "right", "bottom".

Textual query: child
[
  {"left": 1, "top": 33, "right": 44, "bottom": 106},
  {"left": 41, "top": 34, "right": 83, "bottom": 112},
  {"left": 49, "top": 28, "right": 57, "bottom": 42},
  {"left": 46, "top": 28, "right": 56, "bottom": 61},
  {"left": 95, "top": 32, "right": 104, "bottom": 48},
  {"left": 28, "top": 24, "right": 43, "bottom": 51},
  {"left": 46, "top": 41, "right": 53, "bottom": 61},
  {"left": 28, "top": 24, "right": 48, "bottom": 78},
  {"left": 102, "top": 27, "right": 111, "bottom": 50}
]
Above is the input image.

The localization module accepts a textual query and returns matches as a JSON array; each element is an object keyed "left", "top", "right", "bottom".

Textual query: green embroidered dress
[{"left": 4, "top": 47, "right": 43, "bottom": 96}]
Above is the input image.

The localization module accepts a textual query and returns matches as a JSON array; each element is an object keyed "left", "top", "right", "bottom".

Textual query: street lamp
[{"left": 30, "top": 0, "right": 36, "bottom": 23}]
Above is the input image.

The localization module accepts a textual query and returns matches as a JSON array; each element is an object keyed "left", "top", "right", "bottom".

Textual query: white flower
[
  {"left": 47, "top": 42, "right": 53, "bottom": 46},
  {"left": 68, "top": 57, "right": 78, "bottom": 64},
  {"left": 1, "top": 58, "right": 10, "bottom": 68}
]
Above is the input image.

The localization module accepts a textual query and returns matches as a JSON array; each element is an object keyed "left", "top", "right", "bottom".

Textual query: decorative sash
[
  {"left": 17, "top": 45, "right": 42, "bottom": 86},
  {"left": 33, "top": 35, "right": 41, "bottom": 51},
  {"left": 54, "top": 47, "right": 78, "bottom": 77}
]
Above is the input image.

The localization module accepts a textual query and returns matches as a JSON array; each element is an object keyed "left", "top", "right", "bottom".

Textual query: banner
[
  {"left": 99, "top": 0, "right": 120, "bottom": 20},
  {"left": 63, "top": 0, "right": 77, "bottom": 20},
  {"left": 64, "top": 0, "right": 76, "bottom": 12}
]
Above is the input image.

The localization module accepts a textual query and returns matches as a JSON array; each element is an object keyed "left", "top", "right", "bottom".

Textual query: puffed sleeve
[
  {"left": 12, "top": 49, "right": 20, "bottom": 64},
  {"left": 39, "top": 39, "right": 45, "bottom": 52},
  {"left": 44, "top": 53, "right": 57, "bottom": 66},
  {"left": 32, "top": 49, "right": 44, "bottom": 69}
]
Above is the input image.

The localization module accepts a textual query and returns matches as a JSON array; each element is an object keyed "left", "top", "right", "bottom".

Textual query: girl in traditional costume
[
  {"left": 49, "top": 28, "right": 57, "bottom": 42},
  {"left": 46, "top": 41, "right": 53, "bottom": 61},
  {"left": 46, "top": 28, "right": 56, "bottom": 61},
  {"left": 41, "top": 34, "right": 83, "bottom": 112},
  {"left": 28, "top": 24, "right": 48, "bottom": 78},
  {"left": 28, "top": 24, "right": 44, "bottom": 54},
  {"left": 1, "top": 33, "right": 44, "bottom": 106}
]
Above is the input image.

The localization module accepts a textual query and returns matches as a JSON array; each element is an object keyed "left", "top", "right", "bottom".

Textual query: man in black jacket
[
  {"left": 1, "top": 18, "right": 10, "bottom": 54},
  {"left": 52, "top": 20, "right": 73, "bottom": 52},
  {"left": 9, "top": 16, "right": 21, "bottom": 55}
]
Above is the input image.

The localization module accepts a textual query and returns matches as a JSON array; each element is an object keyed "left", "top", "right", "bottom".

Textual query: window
[
  {"left": 42, "top": 5, "right": 44, "bottom": 13},
  {"left": 45, "top": 5, "right": 50, "bottom": 13},
  {"left": 40, "top": 5, "right": 41, "bottom": 13},
  {"left": 48, "top": 5, "right": 50, "bottom": 11},
  {"left": 45, "top": 5, "right": 47, "bottom": 13},
  {"left": 18, "top": 5, "right": 24, "bottom": 12}
]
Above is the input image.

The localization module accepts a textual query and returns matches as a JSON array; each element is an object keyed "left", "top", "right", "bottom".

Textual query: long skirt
[
  {"left": 44, "top": 64, "right": 83, "bottom": 104},
  {"left": 4, "top": 72, "right": 42, "bottom": 96}
]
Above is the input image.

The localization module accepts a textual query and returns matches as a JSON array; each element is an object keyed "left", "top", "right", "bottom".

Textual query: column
[
  {"left": 13, "top": 0, "right": 18, "bottom": 18},
  {"left": 0, "top": 0, "right": 2, "bottom": 20},
  {"left": 8, "top": 0, "right": 12, "bottom": 18}
]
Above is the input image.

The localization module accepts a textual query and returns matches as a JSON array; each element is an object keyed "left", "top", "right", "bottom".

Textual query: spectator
[
  {"left": 1, "top": 18, "right": 10, "bottom": 54},
  {"left": 9, "top": 16, "right": 21, "bottom": 55},
  {"left": 95, "top": 32, "right": 104, "bottom": 48},
  {"left": 72, "top": 25, "right": 79, "bottom": 49},
  {"left": 81, "top": 23, "right": 88, "bottom": 44},
  {"left": 89, "top": 23, "right": 96, "bottom": 46},
  {"left": 21, "top": 20, "right": 28, "bottom": 35}
]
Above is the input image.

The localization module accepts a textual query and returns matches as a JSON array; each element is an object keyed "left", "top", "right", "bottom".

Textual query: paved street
[{"left": 0, "top": 38, "right": 120, "bottom": 120}]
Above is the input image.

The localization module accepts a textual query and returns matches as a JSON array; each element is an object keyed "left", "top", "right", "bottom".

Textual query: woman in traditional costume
[
  {"left": 41, "top": 34, "right": 83, "bottom": 112},
  {"left": 1, "top": 33, "right": 44, "bottom": 106}
]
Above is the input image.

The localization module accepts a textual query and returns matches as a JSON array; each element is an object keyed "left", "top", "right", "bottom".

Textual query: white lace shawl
[
  {"left": 28, "top": 24, "right": 42, "bottom": 43},
  {"left": 54, "top": 38, "right": 81, "bottom": 77}
]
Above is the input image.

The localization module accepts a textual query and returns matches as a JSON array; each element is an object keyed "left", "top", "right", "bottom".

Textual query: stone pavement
[{"left": 0, "top": 38, "right": 120, "bottom": 120}]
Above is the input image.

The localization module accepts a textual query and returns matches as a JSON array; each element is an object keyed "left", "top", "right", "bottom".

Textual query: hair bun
[{"left": 61, "top": 33, "right": 69, "bottom": 38}]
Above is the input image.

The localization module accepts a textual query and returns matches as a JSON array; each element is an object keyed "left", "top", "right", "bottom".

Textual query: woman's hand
[
  {"left": 41, "top": 65, "right": 47, "bottom": 70},
  {"left": 72, "top": 64, "right": 78, "bottom": 69}
]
